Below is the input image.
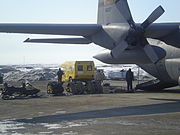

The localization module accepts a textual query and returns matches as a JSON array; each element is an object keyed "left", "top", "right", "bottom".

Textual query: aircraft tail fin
[{"left": 97, "top": 0, "right": 133, "bottom": 25}]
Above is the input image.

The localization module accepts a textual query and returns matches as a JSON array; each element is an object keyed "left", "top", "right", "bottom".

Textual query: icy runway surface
[
  {"left": 0, "top": 89, "right": 180, "bottom": 135},
  {"left": 0, "top": 119, "right": 140, "bottom": 135}
]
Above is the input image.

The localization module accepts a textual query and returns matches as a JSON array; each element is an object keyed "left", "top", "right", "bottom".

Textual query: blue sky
[{"left": 0, "top": 0, "right": 180, "bottom": 65}]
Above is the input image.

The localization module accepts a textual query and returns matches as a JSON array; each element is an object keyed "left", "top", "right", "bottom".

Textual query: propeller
[
  {"left": 111, "top": 40, "right": 128, "bottom": 58},
  {"left": 141, "top": 6, "right": 165, "bottom": 29},
  {"left": 111, "top": 1, "right": 165, "bottom": 64}
]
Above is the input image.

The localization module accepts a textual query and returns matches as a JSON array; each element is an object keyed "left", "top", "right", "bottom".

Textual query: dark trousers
[
  {"left": 58, "top": 77, "right": 62, "bottom": 82},
  {"left": 127, "top": 81, "right": 132, "bottom": 91},
  {"left": 0, "top": 77, "right": 3, "bottom": 84}
]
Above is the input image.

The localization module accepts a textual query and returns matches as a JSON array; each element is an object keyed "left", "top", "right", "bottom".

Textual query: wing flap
[
  {"left": 0, "top": 24, "right": 102, "bottom": 36},
  {"left": 24, "top": 37, "right": 92, "bottom": 44}
]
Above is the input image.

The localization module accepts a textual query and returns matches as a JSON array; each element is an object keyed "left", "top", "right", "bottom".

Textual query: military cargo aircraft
[{"left": 0, "top": 0, "right": 180, "bottom": 89}]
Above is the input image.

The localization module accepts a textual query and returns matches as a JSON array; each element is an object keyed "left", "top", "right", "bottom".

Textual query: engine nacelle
[{"left": 93, "top": 46, "right": 166, "bottom": 65}]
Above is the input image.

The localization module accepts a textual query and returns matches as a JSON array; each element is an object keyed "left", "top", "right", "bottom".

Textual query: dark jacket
[{"left": 126, "top": 70, "right": 134, "bottom": 81}]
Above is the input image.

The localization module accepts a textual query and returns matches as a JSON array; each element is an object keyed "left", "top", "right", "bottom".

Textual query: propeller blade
[
  {"left": 111, "top": 40, "right": 128, "bottom": 58},
  {"left": 143, "top": 44, "right": 159, "bottom": 64},
  {"left": 141, "top": 6, "right": 165, "bottom": 29},
  {"left": 117, "top": 0, "right": 135, "bottom": 28}
]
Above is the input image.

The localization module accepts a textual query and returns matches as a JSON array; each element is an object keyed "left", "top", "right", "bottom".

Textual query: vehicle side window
[
  {"left": 78, "top": 65, "right": 83, "bottom": 71},
  {"left": 87, "top": 65, "right": 92, "bottom": 71}
]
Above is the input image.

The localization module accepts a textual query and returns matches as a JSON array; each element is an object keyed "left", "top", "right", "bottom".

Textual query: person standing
[
  {"left": 126, "top": 68, "right": 134, "bottom": 92},
  {"left": 57, "top": 68, "right": 64, "bottom": 82},
  {"left": 0, "top": 72, "right": 3, "bottom": 84}
]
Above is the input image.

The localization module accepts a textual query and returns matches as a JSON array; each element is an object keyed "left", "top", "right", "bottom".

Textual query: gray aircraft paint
[
  {"left": 97, "top": 0, "right": 131, "bottom": 25},
  {"left": 0, "top": 0, "right": 179, "bottom": 88},
  {"left": 94, "top": 38, "right": 180, "bottom": 83}
]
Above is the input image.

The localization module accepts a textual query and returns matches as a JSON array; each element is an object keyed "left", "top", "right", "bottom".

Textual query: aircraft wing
[
  {"left": 0, "top": 23, "right": 180, "bottom": 48},
  {"left": 24, "top": 37, "right": 92, "bottom": 44},
  {"left": 0, "top": 24, "right": 102, "bottom": 36},
  {"left": 145, "top": 23, "right": 180, "bottom": 48}
]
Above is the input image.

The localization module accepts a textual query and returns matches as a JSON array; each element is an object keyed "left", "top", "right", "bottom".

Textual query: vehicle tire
[
  {"left": 68, "top": 82, "right": 78, "bottom": 95},
  {"left": 47, "top": 84, "right": 53, "bottom": 94},
  {"left": 47, "top": 81, "right": 64, "bottom": 95},
  {"left": 85, "top": 81, "right": 96, "bottom": 94},
  {"left": 2, "top": 95, "right": 10, "bottom": 100},
  {"left": 94, "top": 81, "right": 103, "bottom": 94},
  {"left": 75, "top": 81, "right": 84, "bottom": 94}
]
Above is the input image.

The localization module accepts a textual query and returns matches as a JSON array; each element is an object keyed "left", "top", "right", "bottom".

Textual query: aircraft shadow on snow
[{"left": 15, "top": 98, "right": 180, "bottom": 124}]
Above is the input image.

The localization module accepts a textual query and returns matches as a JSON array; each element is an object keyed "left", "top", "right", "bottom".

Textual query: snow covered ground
[
  {"left": 96, "top": 64, "right": 154, "bottom": 80},
  {"left": 0, "top": 64, "right": 154, "bottom": 82}
]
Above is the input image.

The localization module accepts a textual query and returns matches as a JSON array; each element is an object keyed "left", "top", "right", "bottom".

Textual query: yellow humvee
[{"left": 61, "top": 61, "right": 95, "bottom": 82}]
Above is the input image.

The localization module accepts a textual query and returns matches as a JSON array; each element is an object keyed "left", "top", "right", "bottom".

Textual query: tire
[
  {"left": 94, "top": 81, "right": 103, "bottom": 94},
  {"left": 75, "top": 82, "right": 84, "bottom": 94},
  {"left": 47, "top": 84, "right": 53, "bottom": 94},
  {"left": 47, "top": 81, "right": 64, "bottom": 95},
  {"left": 85, "top": 81, "right": 96, "bottom": 94},
  {"left": 68, "top": 82, "right": 78, "bottom": 95},
  {"left": 2, "top": 95, "right": 10, "bottom": 100}
]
